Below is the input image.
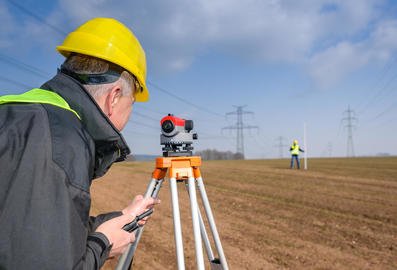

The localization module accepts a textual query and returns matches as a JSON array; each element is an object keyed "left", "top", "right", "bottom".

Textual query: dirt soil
[{"left": 90, "top": 157, "right": 397, "bottom": 270}]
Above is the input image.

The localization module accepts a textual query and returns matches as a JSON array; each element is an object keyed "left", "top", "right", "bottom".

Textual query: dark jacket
[{"left": 0, "top": 72, "right": 131, "bottom": 269}]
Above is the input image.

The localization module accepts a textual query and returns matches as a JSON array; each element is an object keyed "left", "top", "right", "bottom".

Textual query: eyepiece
[{"left": 185, "top": 120, "right": 194, "bottom": 132}]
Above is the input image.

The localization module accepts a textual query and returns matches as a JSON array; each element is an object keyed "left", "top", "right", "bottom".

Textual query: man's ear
[{"left": 105, "top": 85, "right": 122, "bottom": 117}]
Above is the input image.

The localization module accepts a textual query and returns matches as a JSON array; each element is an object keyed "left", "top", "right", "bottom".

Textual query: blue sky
[{"left": 1, "top": 0, "right": 396, "bottom": 159}]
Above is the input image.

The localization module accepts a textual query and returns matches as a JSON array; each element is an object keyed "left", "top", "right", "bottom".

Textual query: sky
[{"left": 1, "top": 0, "right": 396, "bottom": 159}]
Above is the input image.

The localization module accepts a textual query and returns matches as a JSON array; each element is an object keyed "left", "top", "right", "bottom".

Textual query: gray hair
[{"left": 62, "top": 54, "right": 134, "bottom": 100}]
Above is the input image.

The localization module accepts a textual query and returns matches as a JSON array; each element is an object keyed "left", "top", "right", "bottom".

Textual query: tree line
[{"left": 194, "top": 149, "right": 244, "bottom": 160}]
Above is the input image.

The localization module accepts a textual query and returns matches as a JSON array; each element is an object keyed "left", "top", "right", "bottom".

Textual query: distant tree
[
  {"left": 194, "top": 149, "right": 244, "bottom": 160},
  {"left": 376, "top": 152, "right": 391, "bottom": 157}
]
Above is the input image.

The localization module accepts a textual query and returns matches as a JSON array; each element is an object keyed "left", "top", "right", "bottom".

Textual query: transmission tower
[
  {"left": 274, "top": 136, "right": 288, "bottom": 158},
  {"left": 327, "top": 142, "right": 333, "bottom": 157},
  {"left": 342, "top": 105, "right": 358, "bottom": 157},
  {"left": 222, "top": 105, "right": 258, "bottom": 157}
]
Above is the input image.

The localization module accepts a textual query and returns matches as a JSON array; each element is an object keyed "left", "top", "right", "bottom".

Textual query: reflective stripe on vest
[
  {"left": 0, "top": 88, "right": 81, "bottom": 120},
  {"left": 291, "top": 144, "right": 300, "bottom": 155}
]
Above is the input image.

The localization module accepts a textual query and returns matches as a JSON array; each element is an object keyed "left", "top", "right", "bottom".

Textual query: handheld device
[{"left": 122, "top": 208, "right": 154, "bottom": 232}]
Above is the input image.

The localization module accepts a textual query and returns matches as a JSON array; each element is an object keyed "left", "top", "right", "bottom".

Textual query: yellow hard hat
[
  {"left": 56, "top": 17, "right": 149, "bottom": 102},
  {"left": 293, "top": 140, "right": 298, "bottom": 144}
]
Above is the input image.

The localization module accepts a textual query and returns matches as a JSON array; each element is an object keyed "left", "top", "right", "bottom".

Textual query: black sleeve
[{"left": 81, "top": 232, "right": 112, "bottom": 270}]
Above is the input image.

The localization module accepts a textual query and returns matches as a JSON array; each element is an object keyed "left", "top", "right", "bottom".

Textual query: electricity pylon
[
  {"left": 342, "top": 105, "right": 358, "bottom": 157},
  {"left": 274, "top": 136, "right": 288, "bottom": 158},
  {"left": 222, "top": 106, "right": 258, "bottom": 158}
]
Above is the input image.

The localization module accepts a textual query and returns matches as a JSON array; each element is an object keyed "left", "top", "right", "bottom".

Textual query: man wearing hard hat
[
  {"left": 290, "top": 139, "right": 304, "bottom": 169},
  {"left": 0, "top": 18, "right": 160, "bottom": 269}
]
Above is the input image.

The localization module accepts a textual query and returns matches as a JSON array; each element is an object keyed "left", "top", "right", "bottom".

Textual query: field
[{"left": 90, "top": 157, "right": 397, "bottom": 270}]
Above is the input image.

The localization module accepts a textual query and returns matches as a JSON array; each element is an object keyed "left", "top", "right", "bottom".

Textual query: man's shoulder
[
  {"left": 42, "top": 104, "right": 95, "bottom": 191},
  {"left": 0, "top": 103, "right": 52, "bottom": 138}
]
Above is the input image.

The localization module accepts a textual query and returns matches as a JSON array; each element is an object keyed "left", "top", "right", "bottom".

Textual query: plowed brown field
[{"left": 90, "top": 157, "right": 397, "bottom": 270}]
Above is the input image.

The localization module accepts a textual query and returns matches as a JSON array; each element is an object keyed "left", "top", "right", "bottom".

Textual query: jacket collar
[{"left": 41, "top": 72, "right": 131, "bottom": 178}]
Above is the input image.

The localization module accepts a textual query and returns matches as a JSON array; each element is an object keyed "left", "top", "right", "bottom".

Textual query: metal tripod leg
[
  {"left": 197, "top": 177, "right": 229, "bottom": 270},
  {"left": 116, "top": 178, "right": 163, "bottom": 270},
  {"left": 169, "top": 177, "right": 185, "bottom": 270},
  {"left": 187, "top": 177, "right": 205, "bottom": 270},
  {"left": 184, "top": 177, "right": 228, "bottom": 270},
  {"left": 184, "top": 183, "right": 215, "bottom": 262}
]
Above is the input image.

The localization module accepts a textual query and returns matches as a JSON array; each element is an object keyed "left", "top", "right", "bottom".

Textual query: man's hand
[
  {"left": 95, "top": 214, "right": 137, "bottom": 257},
  {"left": 122, "top": 195, "right": 161, "bottom": 225},
  {"left": 96, "top": 195, "right": 160, "bottom": 257}
]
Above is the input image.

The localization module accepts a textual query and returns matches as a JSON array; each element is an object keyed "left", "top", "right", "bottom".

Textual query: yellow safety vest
[
  {"left": 291, "top": 144, "right": 300, "bottom": 155},
  {"left": 0, "top": 88, "right": 80, "bottom": 120}
]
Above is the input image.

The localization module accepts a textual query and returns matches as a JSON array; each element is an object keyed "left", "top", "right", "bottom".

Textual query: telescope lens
[{"left": 162, "top": 120, "right": 175, "bottom": 133}]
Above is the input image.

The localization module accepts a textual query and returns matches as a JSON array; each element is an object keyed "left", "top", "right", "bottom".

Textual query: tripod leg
[
  {"left": 116, "top": 178, "right": 163, "bottom": 270},
  {"left": 198, "top": 209, "right": 215, "bottom": 261},
  {"left": 196, "top": 177, "right": 229, "bottom": 270},
  {"left": 184, "top": 183, "right": 215, "bottom": 262},
  {"left": 187, "top": 177, "right": 205, "bottom": 270},
  {"left": 170, "top": 177, "right": 185, "bottom": 270}
]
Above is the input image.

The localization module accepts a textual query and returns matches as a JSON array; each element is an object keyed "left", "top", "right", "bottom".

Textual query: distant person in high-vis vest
[
  {"left": 290, "top": 140, "right": 304, "bottom": 169},
  {"left": 0, "top": 18, "right": 160, "bottom": 269}
]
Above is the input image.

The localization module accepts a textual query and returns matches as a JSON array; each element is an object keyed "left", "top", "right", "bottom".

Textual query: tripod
[{"left": 116, "top": 156, "right": 229, "bottom": 270}]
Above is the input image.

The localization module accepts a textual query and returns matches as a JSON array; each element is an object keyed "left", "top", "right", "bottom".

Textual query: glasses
[{"left": 130, "top": 74, "right": 143, "bottom": 102}]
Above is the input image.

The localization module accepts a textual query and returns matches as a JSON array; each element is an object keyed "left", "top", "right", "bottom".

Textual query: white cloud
[
  {"left": 308, "top": 41, "right": 368, "bottom": 89},
  {"left": 55, "top": 0, "right": 319, "bottom": 69},
  {"left": 3, "top": 0, "right": 395, "bottom": 88},
  {"left": 308, "top": 18, "right": 397, "bottom": 89},
  {"left": 370, "top": 19, "right": 397, "bottom": 59}
]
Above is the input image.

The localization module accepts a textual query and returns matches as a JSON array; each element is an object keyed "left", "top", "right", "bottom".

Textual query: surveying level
[
  {"left": 116, "top": 114, "right": 229, "bottom": 270},
  {"left": 160, "top": 114, "right": 198, "bottom": 157}
]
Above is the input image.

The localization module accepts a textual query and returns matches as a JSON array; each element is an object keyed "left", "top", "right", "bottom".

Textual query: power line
[
  {"left": 0, "top": 75, "right": 31, "bottom": 89},
  {"left": 128, "top": 119, "right": 158, "bottom": 130},
  {"left": 147, "top": 81, "right": 224, "bottom": 118},
  {"left": 356, "top": 55, "right": 397, "bottom": 113},
  {"left": 6, "top": 0, "right": 67, "bottom": 36},
  {"left": 197, "top": 132, "right": 236, "bottom": 149},
  {"left": 359, "top": 72, "right": 397, "bottom": 115},
  {"left": 221, "top": 105, "right": 258, "bottom": 157},
  {"left": 372, "top": 102, "right": 397, "bottom": 121},
  {"left": 135, "top": 106, "right": 168, "bottom": 117},
  {"left": 0, "top": 53, "right": 50, "bottom": 78},
  {"left": 133, "top": 111, "right": 159, "bottom": 122}
]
